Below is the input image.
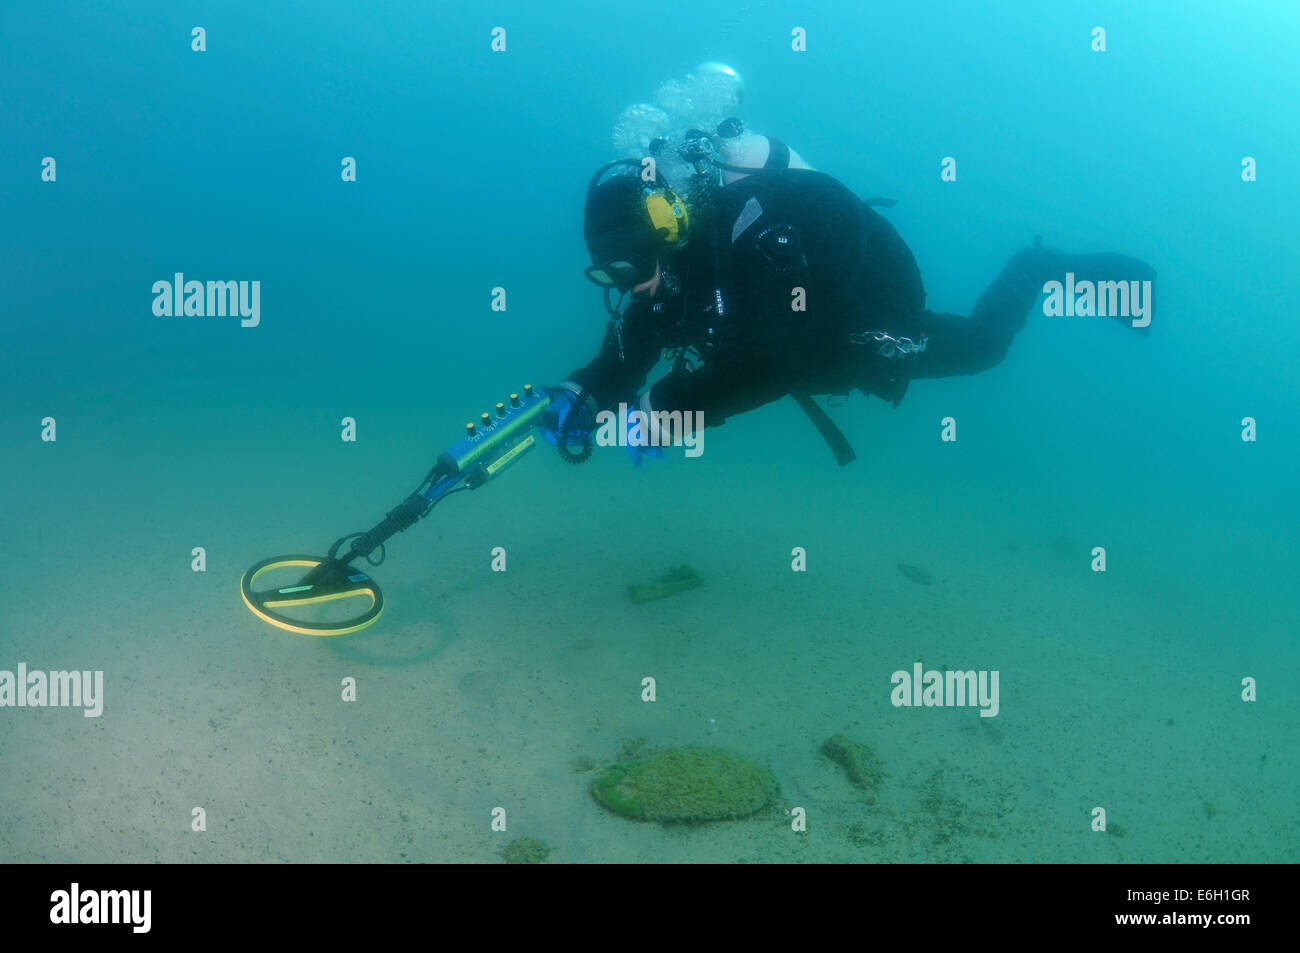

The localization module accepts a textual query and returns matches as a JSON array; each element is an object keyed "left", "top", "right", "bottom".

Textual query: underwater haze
[{"left": 2, "top": 0, "right": 1298, "bottom": 865}]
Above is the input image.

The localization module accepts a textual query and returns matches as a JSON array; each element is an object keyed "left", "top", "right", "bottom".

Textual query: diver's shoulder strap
[{"left": 764, "top": 136, "right": 791, "bottom": 170}]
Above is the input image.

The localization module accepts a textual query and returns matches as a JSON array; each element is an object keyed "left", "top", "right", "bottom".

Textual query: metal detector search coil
[{"left": 240, "top": 555, "right": 383, "bottom": 636}]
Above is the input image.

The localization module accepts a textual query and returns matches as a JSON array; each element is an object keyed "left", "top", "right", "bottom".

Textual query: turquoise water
[{"left": 2, "top": 1, "right": 1297, "bottom": 863}]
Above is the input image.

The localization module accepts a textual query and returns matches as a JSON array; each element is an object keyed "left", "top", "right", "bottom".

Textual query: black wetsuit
[{"left": 566, "top": 167, "right": 1146, "bottom": 429}]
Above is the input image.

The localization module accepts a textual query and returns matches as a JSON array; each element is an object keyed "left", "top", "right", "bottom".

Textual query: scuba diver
[
  {"left": 238, "top": 68, "right": 1156, "bottom": 635},
  {"left": 542, "top": 105, "right": 1155, "bottom": 466}
]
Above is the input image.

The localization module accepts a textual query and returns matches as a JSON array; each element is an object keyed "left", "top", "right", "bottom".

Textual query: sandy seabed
[{"left": 2, "top": 411, "right": 1295, "bottom": 865}]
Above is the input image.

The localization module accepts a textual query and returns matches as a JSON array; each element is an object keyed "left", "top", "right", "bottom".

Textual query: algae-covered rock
[
  {"left": 591, "top": 746, "right": 779, "bottom": 823},
  {"left": 627, "top": 565, "right": 703, "bottom": 604},
  {"left": 499, "top": 836, "right": 552, "bottom": 864},
  {"left": 821, "top": 734, "right": 887, "bottom": 790}
]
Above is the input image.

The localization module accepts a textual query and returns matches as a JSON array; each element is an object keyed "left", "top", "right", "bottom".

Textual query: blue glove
[
  {"left": 626, "top": 400, "right": 665, "bottom": 467},
  {"left": 540, "top": 387, "right": 594, "bottom": 455}
]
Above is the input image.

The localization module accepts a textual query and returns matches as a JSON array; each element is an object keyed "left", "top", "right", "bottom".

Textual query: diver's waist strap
[{"left": 791, "top": 393, "right": 857, "bottom": 467}]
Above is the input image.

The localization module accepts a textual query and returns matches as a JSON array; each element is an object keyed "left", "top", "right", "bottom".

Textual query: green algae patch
[
  {"left": 591, "top": 746, "right": 779, "bottom": 823},
  {"left": 821, "top": 734, "right": 887, "bottom": 790},
  {"left": 499, "top": 836, "right": 552, "bottom": 864},
  {"left": 591, "top": 763, "right": 645, "bottom": 818},
  {"left": 627, "top": 565, "right": 703, "bottom": 604}
]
